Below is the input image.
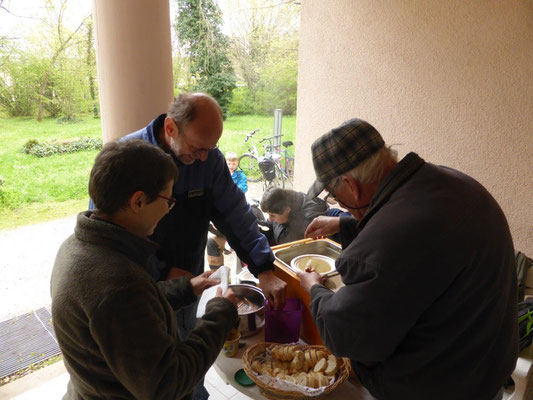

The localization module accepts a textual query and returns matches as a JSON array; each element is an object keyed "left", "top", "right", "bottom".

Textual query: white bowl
[{"left": 290, "top": 254, "right": 335, "bottom": 275}]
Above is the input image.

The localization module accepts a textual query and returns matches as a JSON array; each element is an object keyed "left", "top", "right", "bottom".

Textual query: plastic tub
[{"left": 264, "top": 298, "right": 303, "bottom": 343}]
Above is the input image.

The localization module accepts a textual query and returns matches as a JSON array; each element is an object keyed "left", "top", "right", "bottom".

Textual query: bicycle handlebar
[
  {"left": 259, "top": 134, "right": 283, "bottom": 143},
  {"left": 244, "top": 129, "right": 260, "bottom": 142}
]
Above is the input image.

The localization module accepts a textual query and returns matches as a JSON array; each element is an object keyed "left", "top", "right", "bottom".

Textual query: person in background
[
  {"left": 207, "top": 151, "right": 248, "bottom": 269},
  {"left": 52, "top": 140, "right": 238, "bottom": 400},
  {"left": 260, "top": 187, "right": 338, "bottom": 245},
  {"left": 118, "top": 92, "right": 286, "bottom": 399},
  {"left": 225, "top": 151, "right": 248, "bottom": 194},
  {"left": 299, "top": 118, "right": 518, "bottom": 400}
]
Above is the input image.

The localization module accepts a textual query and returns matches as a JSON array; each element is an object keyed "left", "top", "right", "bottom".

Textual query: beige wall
[
  {"left": 93, "top": 0, "right": 174, "bottom": 142},
  {"left": 295, "top": 0, "right": 533, "bottom": 255}
]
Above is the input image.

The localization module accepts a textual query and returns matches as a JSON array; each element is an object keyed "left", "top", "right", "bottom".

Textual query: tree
[
  {"left": 0, "top": 0, "right": 94, "bottom": 120},
  {"left": 0, "top": 0, "right": 44, "bottom": 116},
  {"left": 0, "top": 47, "right": 45, "bottom": 116},
  {"left": 256, "top": 35, "right": 298, "bottom": 115},
  {"left": 85, "top": 18, "right": 98, "bottom": 117},
  {"left": 226, "top": 0, "right": 300, "bottom": 115},
  {"left": 34, "top": 0, "right": 88, "bottom": 121},
  {"left": 175, "top": 0, "right": 236, "bottom": 117}
]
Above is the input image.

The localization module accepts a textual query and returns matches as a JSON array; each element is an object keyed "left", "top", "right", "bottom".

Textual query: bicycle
[
  {"left": 238, "top": 129, "right": 263, "bottom": 182},
  {"left": 279, "top": 140, "right": 294, "bottom": 182},
  {"left": 238, "top": 129, "right": 294, "bottom": 189},
  {"left": 260, "top": 136, "right": 294, "bottom": 189}
]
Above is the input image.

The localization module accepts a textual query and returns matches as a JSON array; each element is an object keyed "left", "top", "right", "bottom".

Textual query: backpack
[
  {"left": 258, "top": 156, "right": 277, "bottom": 181},
  {"left": 516, "top": 251, "right": 533, "bottom": 302},
  {"left": 518, "top": 299, "right": 533, "bottom": 352}
]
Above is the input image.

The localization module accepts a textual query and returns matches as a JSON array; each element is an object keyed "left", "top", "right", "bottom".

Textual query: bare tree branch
[
  {"left": 238, "top": 0, "right": 300, "bottom": 11},
  {"left": 0, "top": 0, "right": 41, "bottom": 20}
]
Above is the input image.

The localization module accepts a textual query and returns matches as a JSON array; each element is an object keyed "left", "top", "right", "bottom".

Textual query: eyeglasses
[
  {"left": 157, "top": 195, "right": 176, "bottom": 210},
  {"left": 324, "top": 181, "right": 341, "bottom": 203},
  {"left": 180, "top": 130, "right": 218, "bottom": 157},
  {"left": 325, "top": 182, "right": 368, "bottom": 211},
  {"left": 324, "top": 191, "right": 337, "bottom": 203},
  {"left": 191, "top": 144, "right": 218, "bottom": 157}
]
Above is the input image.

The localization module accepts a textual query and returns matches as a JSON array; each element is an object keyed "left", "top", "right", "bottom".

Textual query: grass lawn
[{"left": 0, "top": 114, "right": 295, "bottom": 230}]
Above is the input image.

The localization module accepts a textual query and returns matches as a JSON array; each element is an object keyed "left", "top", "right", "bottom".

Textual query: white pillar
[{"left": 93, "top": 0, "right": 174, "bottom": 142}]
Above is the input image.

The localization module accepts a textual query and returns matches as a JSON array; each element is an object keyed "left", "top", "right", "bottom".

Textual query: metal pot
[{"left": 228, "top": 284, "right": 265, "bottom": 337}]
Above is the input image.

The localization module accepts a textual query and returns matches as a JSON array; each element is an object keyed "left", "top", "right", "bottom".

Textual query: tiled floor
[
  {"left": 3, "top": 362, "right": 253, "bottom": 400},
  {"left": 205, "top": 367, "right": 253, "bottom": 399}
]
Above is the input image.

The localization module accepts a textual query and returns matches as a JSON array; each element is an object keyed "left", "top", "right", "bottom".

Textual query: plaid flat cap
[{"left": 307, "top": 118, "right": 385, "bottom": 198}]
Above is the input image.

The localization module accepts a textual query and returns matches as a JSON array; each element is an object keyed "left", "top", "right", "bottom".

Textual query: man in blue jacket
[
  {"left": 121, "top": 92, "right": 286, "bottom": 399},
  {"left": 299, "top": 118, "right": 518, "bottom": 400}
]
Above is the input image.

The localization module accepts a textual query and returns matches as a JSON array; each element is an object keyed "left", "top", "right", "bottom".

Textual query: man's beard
[{"left": 169, "top": 137, "right": 195, "bottom": 165}]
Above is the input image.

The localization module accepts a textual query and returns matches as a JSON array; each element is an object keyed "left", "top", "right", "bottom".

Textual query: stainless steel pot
[{"left": 228, "top": 284, "right": 265, "bottom": 337}]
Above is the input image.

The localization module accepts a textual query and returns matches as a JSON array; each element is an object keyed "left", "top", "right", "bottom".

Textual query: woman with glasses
[{"left": 51, "top": 140, "right": 238, "bottom": 400}]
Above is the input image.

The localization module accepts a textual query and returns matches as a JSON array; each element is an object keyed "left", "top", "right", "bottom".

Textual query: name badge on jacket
[{"left": 188, "top": 189, "right": 204, "bottom": 198}]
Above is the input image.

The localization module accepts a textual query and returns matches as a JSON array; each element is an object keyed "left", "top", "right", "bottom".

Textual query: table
[{"left": 213, "top": 329, "right": 376, "bottom": 400}]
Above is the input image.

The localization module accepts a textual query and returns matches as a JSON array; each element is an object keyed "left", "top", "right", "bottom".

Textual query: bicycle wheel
[
  {"left": 276, "top": 163, "right": 286, "bottom": 189},
  {"left": 239, "top": 154, "right": 262, "bottom": 182},
  {"left": 283, "top": 170, "right": 293, "bottom": 188},
  {"left": 284, "top": 156, "right": 295, "bottom": 179}
]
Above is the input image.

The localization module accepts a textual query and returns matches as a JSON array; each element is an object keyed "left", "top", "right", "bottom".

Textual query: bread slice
[
  {"left": 296, "top": 372, "right": 308, "bottom": 387},
  {"left": 317, "top": 372, "right": 329, "bottom": 387},
  {"left": 313, "top": 357, "right": 327, "bottom": 373},
  {"left": 324, "top": 354, "right": 338, "bottom": 376}
]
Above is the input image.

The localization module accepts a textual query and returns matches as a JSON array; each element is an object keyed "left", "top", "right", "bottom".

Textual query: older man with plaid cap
[{"left": 298, "top": 119, "right": 518, "bottom": 400}]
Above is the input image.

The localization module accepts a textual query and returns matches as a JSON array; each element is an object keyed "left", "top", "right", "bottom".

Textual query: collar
[
  {"left": 357, "top": 152, "right": 425, "bottom": 230},
  {"left": 151, "top": 113, "right": 166, "bottom": 147},
  {"left": 75, "top": 211, "right": 159, "bottom": 271},
  {"left": 150, "top": 113, "right": 185, "bottom": 167}
]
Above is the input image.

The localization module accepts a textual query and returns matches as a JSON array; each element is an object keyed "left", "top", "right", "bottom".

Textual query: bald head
[
  {"left": 164, "top": 93, "right": 224, "bottom": 164},
  {"left": 190, "top": 93, "right": 223, "bottom": 143}
]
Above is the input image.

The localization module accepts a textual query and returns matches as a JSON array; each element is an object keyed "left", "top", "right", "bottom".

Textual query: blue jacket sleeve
[
  {"left": 233, "top": 170, "right": 248, "bottom": 193},
  {"left": 211, "top": 152, "right": 274, "bottom": 276}
]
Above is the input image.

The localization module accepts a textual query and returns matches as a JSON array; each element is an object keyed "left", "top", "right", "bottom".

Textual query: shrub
[
  {"left": 228, "top": 86, "right": 257, "bottom": 116},
  {"left": 0, "top": 178, "right": 20, "bottom": 209},
  {"left": 21, "top": 137, "right": 102, "bottom": 157}
]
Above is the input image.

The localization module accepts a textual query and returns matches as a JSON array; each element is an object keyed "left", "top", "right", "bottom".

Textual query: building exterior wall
[
  {"left": 93, "top": 0, "right": 174, "bottom": 142},
  {"left": 295, "top": 0, "right": 533, "bottom": 255}
]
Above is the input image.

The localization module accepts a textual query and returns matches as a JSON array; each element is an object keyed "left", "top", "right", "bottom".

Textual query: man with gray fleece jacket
[{"left": 51, "top": 140, "right": 238, "bottom": 400}]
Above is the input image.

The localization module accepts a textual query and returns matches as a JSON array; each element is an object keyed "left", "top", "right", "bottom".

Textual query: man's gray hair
[
  {"left": 167, "top": 93, "right": 222, "bottom": 132},
  {"left": 329, "top": 146, "right": 398, "bottom": 189}
]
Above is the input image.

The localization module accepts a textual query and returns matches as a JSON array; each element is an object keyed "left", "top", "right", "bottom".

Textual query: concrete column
[{"left": 93, "top": 0, "right": 174, "bottom": 142}]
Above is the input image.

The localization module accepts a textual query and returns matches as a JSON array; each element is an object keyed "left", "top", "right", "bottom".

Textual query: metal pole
[{"left": 273, "top": 109, "right": 282, "bottom": 148}]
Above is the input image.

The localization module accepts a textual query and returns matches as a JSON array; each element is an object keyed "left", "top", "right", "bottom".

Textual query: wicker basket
[{"left": 242, "top": 342, "right": 350, "bottom": 400}]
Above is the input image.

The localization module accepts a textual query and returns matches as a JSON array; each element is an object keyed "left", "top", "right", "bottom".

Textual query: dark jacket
[
  {"left": 309, "top": 153, "right": 518, "bottom": 400},
  {"left": 272, "top": 192, "right": 329, "bottom": 245},
  {"left": 51, "top": 212, "right": 238, "bottom": 400},
  {"left": 122, "top": 114, "right": 275, "bottom": 279}
]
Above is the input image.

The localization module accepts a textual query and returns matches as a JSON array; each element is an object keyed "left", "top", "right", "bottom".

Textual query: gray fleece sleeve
[
  {"left": 90, "top": 283, "right": 237, "bottom": 400},
  {"left": 157, "top": 276, "right": 197, "bottom": 310}
]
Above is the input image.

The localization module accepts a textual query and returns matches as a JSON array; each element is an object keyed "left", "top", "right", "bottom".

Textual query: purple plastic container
[{"left": 264, "top": 298, "right": 303, "bottom": 343}]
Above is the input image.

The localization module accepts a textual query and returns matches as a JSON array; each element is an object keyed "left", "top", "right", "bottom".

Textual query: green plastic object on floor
[{"left": 234, "top": 368, "right": 255, "bottom": 387}]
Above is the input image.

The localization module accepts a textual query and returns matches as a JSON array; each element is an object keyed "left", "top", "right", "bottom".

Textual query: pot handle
[{"left": 247, "top": 313, "right": 256, "bottom": 331}]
